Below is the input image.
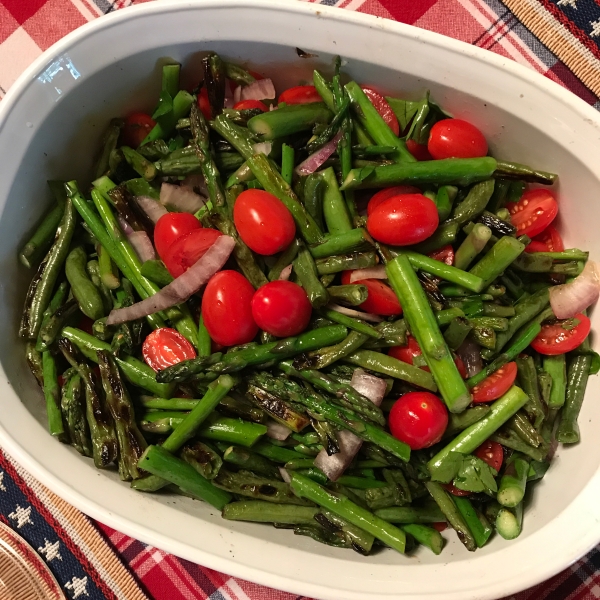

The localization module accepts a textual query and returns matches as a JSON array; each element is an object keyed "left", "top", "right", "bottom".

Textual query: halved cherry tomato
[
  {"left": 406, "top": 139, "right": 433, "bottom": 161},
  {"left": 389, "top": 335, "right": 466, "bottom": 378},
  {"left": 367, "top": 186, "right": 420, "bottom": 216},
  {"left": 524, "top": 225, "right": 564, "bottom": 254},
  {"left": 341, "top": 271, "right": 402, "bottom": 316},
  {"left": 471, "top": 362, "right": 518, "bottom": 403},
  {"left": 278, "top": 85, "right": 322, "bottom": 105},
  {"left": 163, "top": 228, "right": 223, "bottom": 278},
  {"left": 428, "top": 119, "right": 488, "bottom": 160},
  {"left": 142, "top": 328, "right": 197, "bottom": 371},
  {"left": 531, "top": 313, "right": 591, "bottom": 355},
  {"left": 431, "top": 522, "right": 448, "bottom": 532},
  {"left": 233, "top": 99, "right": 268, "bottom": 112},
  {"left": 388, "top": 391, "right": 448, "bottom": 450},
  {"left": 122, "top": 112, "right": 156, "bottom": 148},
  {"left": 251, "top": 280, "right": 312, "bottom": 337},
  {"left": 361, "top": 86, "right": 400, "bottom": 136},
  {"left": 474, "top": 440, "right": 504, "bottom": 472},
  {"left": 429, "top": 244, "right": 454, "bottom": 266},
  {"left": 154, "top": 212, "right": 201, "bottom": 261},
  {"left": 201, "top": 271, "right": 258, "bottom": 347},
  {"left": 507, "top": 189, "right": 558, "bottom": 239},
  {"left": 367, "top": 194, "right": 439, "bottom": 246},
  {"left": 197, "top": 87, "right": 212, "bottom": 121},
  {"left": 233, "top": 189, "right": 296, "bottom": 255}
]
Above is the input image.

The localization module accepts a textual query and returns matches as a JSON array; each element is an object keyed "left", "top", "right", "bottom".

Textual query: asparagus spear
[
  {"left": 156, "top": 325, "right": 348, "bottom": 382},
  {"left": 386, "top": 255, "right": 471, "bottom": 412},
  {"left": 497, "top": 455, "right": 529, "bottom": 507}
]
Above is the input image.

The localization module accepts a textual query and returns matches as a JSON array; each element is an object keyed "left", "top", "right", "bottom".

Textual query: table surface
[{"left": 2, "top": 0, "right": 600, "bottom": 599}]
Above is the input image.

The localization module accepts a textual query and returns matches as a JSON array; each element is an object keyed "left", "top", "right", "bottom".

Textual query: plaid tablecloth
[{"left": 1, "top": 0, "right": 600, "bottom": 599}]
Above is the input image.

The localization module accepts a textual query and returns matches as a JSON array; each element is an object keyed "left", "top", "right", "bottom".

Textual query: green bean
[
  {"left": 142, "top": 90, "right": 194, "bottom": 144},
  {"left": 454, "top": 224, "right": 492, "bottom": 270},
  {"left": 42, "top": 351, "right": 64, "bottom": 438},
  {"left": 318, "top": 307, "right": 381, "bottom": 339},
  {"left": 223, "top": 446, "right": 282, "bottom": 479},
  {"left": 248, "top": 103, "right": 332, "bottom": 139},
  {"left": 268, "top": 239, "right": 300, "bottom": 282},
  {"left": 223, "top": 501, "right": 318, "bottom": 524},
  {"left": 543, "top": 354, "right": 567, "bottom": 409},
  {"left": 121, "top": 146, "right": 157, "bottom": 180},
  {"left": 443, "top": 317, "right": 473, "bottom": 351},
  {"left": 556, "top": 355, "right": 592, "bottom": 444},
  {"left": 315, "top": 252, "right": 377, "bottom": 275},
  {"left": 435, "top": 307, "right": 465, "bottom": 326},
  {"left": 320, "top": 167, "right": 353, "bottom": 235},
  {"left": 327, "top": 285, "right": 369, "bottom": 307},
  {"left": 281, "top": 143, "right": 295, "bottom": 186},
  {"left": 435, "top": 185, "right": 456, "bottom": 221},
  {"left": 309, "top": 228, "right": 372, "bottom": 259},
  {"left": 469, "top": 236, "right": 525, "bottom": 289},
  {"left": 293, "top": 241, "right": 329, "bottom": 308},
  {"left": 65, "top": 247, "right": 105, "bottom": 320}
]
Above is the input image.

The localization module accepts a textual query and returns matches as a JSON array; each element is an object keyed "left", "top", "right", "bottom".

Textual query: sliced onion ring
[
  {"left": 266, "top": 420, "right": 292, "bottom": 441},
  {"left": 160, "top": 182, "right": 206, "bottom": 214},
  {"left": 549, "top": 260, "right": 600, "bottom": 319},
  {"left": 278, "top": 264, "right": 293, "bottom": 281},
  {"left": 107, "top": 235, "right": 235, "bottom": 325},
  {"left": 350, "top": 369, "right": 387, "bottom": 407},
  {"left": 252, "top": 142, "right": 272, "bottom": 156},
  {"left": 295, "top": 130, "right": 342, "bottom": 176},
  {"left": 135, "top": 195, "right": 168, "bottom": 224},
  {"left": 314, "top": 429, "right": 363, "bottom": 482},
  {"left": 348, "top": 266, "right": 386, "bottom": 283},
  {"left": 128, "top": 230, "right": 156, "bottom": 263},
  {"left": 241, "top": 78, "right": 276, "bottom": 101},
  {"left": 327, "top": 303, "right": 383, "bottom": 323}
]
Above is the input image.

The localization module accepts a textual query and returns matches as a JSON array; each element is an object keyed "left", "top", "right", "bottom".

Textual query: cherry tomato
[
  {"left": 406, "top": 139, "right": 433, "bottom": 161},
  {"left": 474, "top": 440, "right": 504, "bottom": 472},
  {"left": 278, "top": 85, "right": 322, "bottom": 105},
  {"left": 388, "top": 391, "right": 448, "bottom": 450},
  {"left": 142, "top": 328, "right": 197, "bottom": 371},
  {"left": 427, "top": 119, "right": 488, "bottom": 160},
  {"left": 507, "top": 189, "right": 558, "bottom": 239},
  {"left": 202, "top": 271, "right": 258, "bottom": 346},
  {"left": 251, "top": 281, "right": 312, "bottom": 337},
  {"left": 233, "top": 189, "right": 296, "bottom": 255},
  {"left": 471, "top": 362, "right": 518, "bottom": 403},
  {"left": 361, "top": 86, "right": 400, "bottom": 136},
  {"left": 531, "top": 313, "right": 591, "bottom": 355},
  {"left": 154, "top": 212, "right": 201, "bottom": 261},
  {"left": 443, "top": 483, "right": 471, "bottom": 497},
  {"left": 122, "top": 112, "right": 156, "bottom": 148},
  {"left": 367, "top": 194, "right": 439, "bottom": 246},
  {"left": 389, "top": 335, "right": 466, "bottom": 378},
  {"left": 197, "top": 87, "right": 212, "bottom": 121},
  {"left": 233, "top": 99, "right": 268, "bottom": 112},
  {"left": 431, "top": 522, "right": 448, "bottom": 532},
  {"left": 524, "top": 225, "right": 564, "bottom": 254},
  {"left": 163, "top": 228, "right": 223, "bottom": 278},
  {"left": 341, "top": 271, "right": 402, "bottom": 316},
  {"left": 429, "top": 244, "right": 454, "bottom": 266},
  {"left": 367, "top": 186, "right": 420, "bottom": 216}
]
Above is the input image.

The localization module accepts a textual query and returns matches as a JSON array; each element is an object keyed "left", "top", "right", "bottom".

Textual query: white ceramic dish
[{"left": 1, "top": 2, "right": 600, "bottom": 599}]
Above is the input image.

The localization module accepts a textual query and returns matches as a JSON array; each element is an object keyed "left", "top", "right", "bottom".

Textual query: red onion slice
[
  {"left": 181, "top": 174, "right": 208, "bottom": 198},
  {"left": 128, "top": 230, "right": 156, "bottom": 263},
  {"left": 348, "top": 266, "right": 386, "bottom": 283},
  {"left": 278, "top": 264, "right": 293, "bottom": 281},
  {"left": 279, "top": 467, "right": 291, "bottom": 483},
  {"left": 160, "top": 183, "right": 206, "bottom": 214},
  {"left": 350, "top": 369, "right": 387, "bottom": 407},
  {"left": 117, "top": 214, "right": 134, "bottom": 235},
  {"left": 457, "top": 338, "right": 483, "bottom": 378},
  {"left": 107, "top": 235, "right": 235, "bottom": 325},
  {"left": 252, "top": 142, "right": 272, "bottom": 156},
  {"left": 314, "top": 430, "right": 363, "bottom": 482},
  {"left": 328, "top": 303, "right": 383, "bottom": 323},
  {"left": 233, "top": 85, "right": 242, "bottom": 104},
  {"left": 241, "top": 78, "right": 276, "bottom": 101},
  {"left": 295, "top": 130, "right": 342, "bottom": 176},
  {"left": 266, "top": 420, "right": 292, "bottom": 441},
  {"left": 136, "top": 195, "right": 168, "bottom": 224},
  {"left": 549, "top": 260, "right": 600, "bottom": 319}
]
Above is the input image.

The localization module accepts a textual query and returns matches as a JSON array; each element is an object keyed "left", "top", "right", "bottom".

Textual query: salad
[{"left": 19, "top": 52, "right": 600, "bottom": 556}]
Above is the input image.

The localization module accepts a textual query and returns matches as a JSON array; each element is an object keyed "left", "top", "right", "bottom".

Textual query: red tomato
[
  {"left": 367, "top": 194, "right": 439, "bottom": 246},
  {"left": 233, "top": 99, "right": 268, "bottom": 112},
  {"left": 163, "top": 228, "right": 223, "bottom": 278},
  {"left": 233, "top": 189, "right": 296, "bottom": 255},
  {"left": 361, "top": 86, "right": 400, "bottom": 136},
  {"left": 471, "top": 362, "right": 518, "bottom": 403},
  {"left": 142, "top": 328, "right": 197, "bottom": 371},
  {"left": 388, "top": 391, "right": 448, "bottom": 450},
  {"left": 197, "top": 87, "right": 212, "bottom": 121},
  {"left": 474, "top": 440, "right": 504, "bottom": 472},
  {"left": 154, "top": 212, "right": 201, "bottom": 261},
  {"left": 531, "top": 313, "right": 591, "bottom": 355},
  {"left": 278, "top": 85, "right": 322, "bottom": 105},
  {"left": 251, "top": 281, "right": 312, "bottom": 337},
  {"left": 389, "top": 335, "right": 466, "bottom": 378},
  {"left": 431, "top": 522, "right": 448, "bottom": 532},
  {"left": 429, "top": 244, "right": 454, "bottom": 266},
  {"left": 524, "top": 225, "right": 564, "bottom": 254},
  {"left": 202, "top": 271, "right": 258, "bottom": 346},
  {"left": 367, "top": 186, "right": 420, "bottom": 216},
  {"left": 427, "top": 119, "right": 488, "bottom": 160},
  {"left": 406, "top": 139, "right": 433, "bottom": 161},
  {"left": 507, "top": 189, "right": 558, "bottom": 239},
  {"left": 341, "top": 271, "right": 402, "bottom": 316},
  {"left": 122, "top": 112, "right": 156, "bottom": 148},
  {"left": 443, "top": 483, "right": 471, "bottom": 497}
]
